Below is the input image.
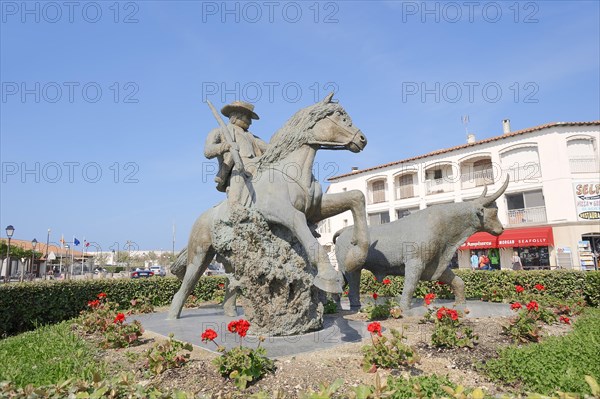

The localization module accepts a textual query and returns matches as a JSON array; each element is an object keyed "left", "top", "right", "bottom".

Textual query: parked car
[
  {"left": 204, "top": 263, "right": 225, "bottom": 276},
  {"left": 150, "top": 265, "right": 166, "bottom": 277},
  {"left": 131, "top": 269, "right": 155, "bottom": 278}
]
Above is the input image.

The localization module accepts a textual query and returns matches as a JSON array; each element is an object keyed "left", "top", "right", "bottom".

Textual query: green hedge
[
  {"left": 360, "top": 270, "right": 600, "bottom": 306},
  {"left": 2, "top": 270, "right": 598, "bottom": 337},
  {"left": 0, "top": 276, "right": 226, "bottom": 337}
]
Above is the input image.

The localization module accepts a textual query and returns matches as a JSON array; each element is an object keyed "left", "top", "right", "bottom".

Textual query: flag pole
[
  {"left": 59, "top": 234, "right": 64, "bottom": 276},
  {"left": 82, "top": 237, "right": 85, "bottom": 276},
  {"left": 70, "top": 236, "right": 74, "bottom": 277}
]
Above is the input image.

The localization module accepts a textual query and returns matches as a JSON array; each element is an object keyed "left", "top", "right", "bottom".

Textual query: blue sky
[{"left": 1, "top": 0, "right": 599, "bottom": 251}]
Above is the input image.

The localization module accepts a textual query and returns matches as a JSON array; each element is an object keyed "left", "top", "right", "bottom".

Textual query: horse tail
[{"left": 171, "top": 248, "right": 188, "bottom": 280}]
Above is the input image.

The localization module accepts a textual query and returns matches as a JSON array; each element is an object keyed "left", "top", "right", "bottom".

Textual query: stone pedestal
[{"left": 212, "top": 205, "right": 323, "bottom": 336}]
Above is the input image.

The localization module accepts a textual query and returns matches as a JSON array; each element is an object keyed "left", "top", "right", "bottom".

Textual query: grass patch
[
  {"left": 485, "top": 307, "right": 600, "bottom": 395},
  {"left": 0, "top": 321, "right": 105, "bottom": 387}
]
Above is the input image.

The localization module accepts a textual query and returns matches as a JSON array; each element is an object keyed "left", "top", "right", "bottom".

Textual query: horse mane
[{"left": 257, "top": 101, "right": 343, "bottom": 169}]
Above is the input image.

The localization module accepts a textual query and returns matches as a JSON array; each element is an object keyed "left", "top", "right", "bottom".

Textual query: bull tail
[
  {"left": 332, "top": 226, "right": 351, "bottom": 243},
  {"left": 170, "top": 248, "right": 188, "bottom": 280}
]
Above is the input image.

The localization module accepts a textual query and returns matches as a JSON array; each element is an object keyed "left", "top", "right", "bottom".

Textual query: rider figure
[{"left": 204, "top": 101, "right": 268, "bottom": 204}]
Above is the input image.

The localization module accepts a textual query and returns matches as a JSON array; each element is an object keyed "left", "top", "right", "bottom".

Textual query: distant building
[
  {"left": 317, "top": 120, "right": 600, "bottom": 270},
  {"left": 0, "top": 239, "right": 90, "bottom": 278}
]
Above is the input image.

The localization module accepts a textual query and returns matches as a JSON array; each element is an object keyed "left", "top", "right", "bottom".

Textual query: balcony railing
[
  {"left": 461, "top": 169, "right": 494, "bottom": 189},
  {"left": 507, "top": 206, "right": 547, "bottom": 226},
  {"left": 395, "top": 185, "right": 416, "bottom": 199},
  {"left": 503, "top": 162, "right": 542, "bottom": 183},
  {"left": 569, "top": 157, "right": 599, "bottom": 173},
  {"left": 426, "top": 178, "right": 454, "bottom": 195}
]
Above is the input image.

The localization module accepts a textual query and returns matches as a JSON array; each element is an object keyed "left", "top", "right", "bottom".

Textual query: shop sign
[{"left": 574, "top": 182, "right": 600, "bottom": 220}]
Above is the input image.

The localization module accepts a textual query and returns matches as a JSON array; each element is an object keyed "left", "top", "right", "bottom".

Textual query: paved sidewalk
[{"left": 133, "top": 299, "right": 511, "bottom": 358}]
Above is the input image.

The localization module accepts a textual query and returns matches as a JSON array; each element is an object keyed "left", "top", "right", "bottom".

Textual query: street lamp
[
  {"left": 4, "top": 225, "right": 14, "bottom": 283},
  {"left": 31, "top": 238, "right": 38, "bottom": 279}
]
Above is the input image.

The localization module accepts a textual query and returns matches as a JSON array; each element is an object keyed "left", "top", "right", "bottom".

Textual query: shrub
[
  {"left": 323, "top": 299, "right": 338, "bottom": 314},
  {"left": 128, "top": 297, "right": 155, "bottom": 314},
  {"left": 101, "top": 316, "right": 144, "bottom": 349},
  {"left": 362, "top": 323, "right": 419, "bottom": 371},
  {"left": 359, "top": 270, "right": 599, "bottom": 306},
  {"left": 144, "top": 333, "right": 193, "bottom": 375},
  {"left": 0, "top": 276, "right": 227, "bottom": 336},
  {"left": 431, "top": 307, "right": 478, "bottom": 349},
  {"left": 202, "top": 319, "right": 275, "bottom": 389},
  {"left": 503, "top": 306, "right": 542, "bottom": 343}
]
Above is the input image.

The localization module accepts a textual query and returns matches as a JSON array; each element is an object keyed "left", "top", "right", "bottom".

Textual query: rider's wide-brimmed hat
[{"left": 221, "top": 101, "right": 260, "bottom": 120}]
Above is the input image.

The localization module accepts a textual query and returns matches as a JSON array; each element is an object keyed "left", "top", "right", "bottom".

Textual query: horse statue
[{"left": 167, "top": 94, "right": 370, "bottom": 320}]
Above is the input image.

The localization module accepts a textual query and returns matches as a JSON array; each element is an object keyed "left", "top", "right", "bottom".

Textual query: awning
[
  {"left": 459, "top": 232, "right": 498, "bottom": 250},
  {"left": 497, "top": 227, "right": 554, "bottom": 248}
]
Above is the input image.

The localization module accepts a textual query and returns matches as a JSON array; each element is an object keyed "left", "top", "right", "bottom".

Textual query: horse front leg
[
  {"left": 310, "top": 191, "right": 370, "bottom": 272},
  {"left": 270, "top": 207, "right": 343, "bottom": 293},
  {"left": 167, "top": 245, "right": 215, "bottom": 320}
]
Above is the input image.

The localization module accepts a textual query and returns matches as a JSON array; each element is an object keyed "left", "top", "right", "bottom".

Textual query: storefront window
[{"left": 517, "top": 246, "right": 550, "bottom": 269}]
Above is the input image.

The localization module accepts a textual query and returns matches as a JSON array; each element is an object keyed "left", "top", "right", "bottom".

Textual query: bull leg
[
  {"left": 168, "top": 246, "right": 215, "bottom": 320},
  {"left": 399, "top": 260, "right": 421, "bottom": 310},
  {"left": 269, "top": 207, "right": 343, "bottom": 293},
  {"left": 438, "top": 268, "right": 466, "bottom": 308},
  {"left": 309, "top": 191, "right": 369, "bottom": 272}
]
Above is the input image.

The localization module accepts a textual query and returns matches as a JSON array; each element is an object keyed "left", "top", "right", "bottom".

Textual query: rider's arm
[{"left": 204, "top": 128, "right": 230, "bottom": 159}]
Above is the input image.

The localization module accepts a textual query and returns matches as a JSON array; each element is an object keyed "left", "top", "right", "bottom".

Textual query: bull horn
[
  {"left": 322, "top": 92, "right": 334, "bottom": 103},
  {"left": 478, "top": 175, "right": 510, "bottom": 206}
]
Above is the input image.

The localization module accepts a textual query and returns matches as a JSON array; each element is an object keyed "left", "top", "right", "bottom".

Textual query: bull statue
[{"left": 333, "top": 175, "right": 509, "bottom": 311}]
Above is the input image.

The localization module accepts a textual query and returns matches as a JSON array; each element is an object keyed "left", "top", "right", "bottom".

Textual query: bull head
[
  {"left": 476, "top": 175, "right": 510, "bottom": 207},
  {"left": 473, "top": 175, "right": 510, "bottom": 236}
]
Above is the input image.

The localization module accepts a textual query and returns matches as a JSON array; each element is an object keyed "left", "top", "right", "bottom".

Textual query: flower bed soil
[{"left": 94, "top": 304, "right": 573, "bottom": 398}]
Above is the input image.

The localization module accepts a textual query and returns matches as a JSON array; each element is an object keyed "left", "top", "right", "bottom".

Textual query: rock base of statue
[{"left": 212, "top": 204, "right": 324, "bottom": 336}]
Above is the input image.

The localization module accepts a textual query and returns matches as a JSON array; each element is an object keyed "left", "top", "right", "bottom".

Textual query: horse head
[
  {"left": 259, "top": 94, "right": 367, "bottom": 168},
  {"left": 308, "top": 93, "right": 367, "bottom": 153}
]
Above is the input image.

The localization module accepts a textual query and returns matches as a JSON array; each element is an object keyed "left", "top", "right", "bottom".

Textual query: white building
[{"left": 317, "top": 120, "right": 600, "bottom": 270}]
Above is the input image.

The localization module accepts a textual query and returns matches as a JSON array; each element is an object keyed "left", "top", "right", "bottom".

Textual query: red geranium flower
[
  {"left": 382, "top": 278, "right": 391, "bottom": 285},
  {"left": 113, "top": 313, "right": 126, "bottom": 324},
  {"left": 534, "top": 284, "right": 545, "bottom": 291},
  {"left": 367, "top": 321, "right": 382, "bottom": 336},
  {"left": 515, "top": 285, "right": 524, "bottom": 293},
  {"left": 97, "top": 292, "right": 107, "bottom": 299},
  {"left": 510, "top": 302, "right": 522, "bottom": 311},
  {"left": 201, "top": 328, "right": 218, "bottom": 342},
  {"left": 87, "top": 299, "right": 100, "bottom": 308},
  {"left": 372, "top": 293, "right": 378, "bottom": 300},
  {"left": 343, "top": 291, "right": 349, "bottom": 296},
  {"left": 218, "top": 283, "right": 225, "bottom": 289},
  {"left": 526, "top": 301, "right": 539, "bottom": 312},
  {"left": 436, "top": 307, "right": 459, "bottom": 321},
  {"left": 560, "top": 316, "right": 571, "bottom": 325},
  {"left": 228, "top": 319, "right": 251, "bottom": 337},
  {"left": 424, "top": 293, "right": 436, "bottom": 306},
  {"left": 436, "top": 281, "right": 446, "bottom": 285}
]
